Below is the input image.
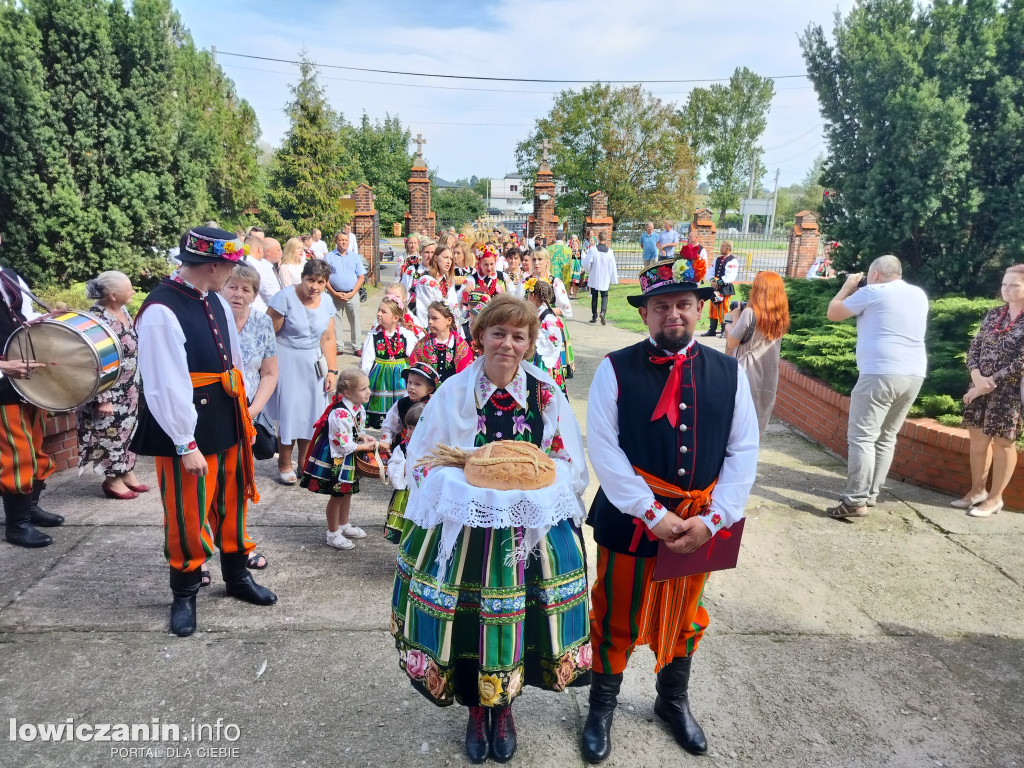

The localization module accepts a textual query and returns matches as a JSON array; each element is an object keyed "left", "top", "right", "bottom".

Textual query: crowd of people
[{"left": 1, "top": 215, "right": 1022, "bottom": 764}]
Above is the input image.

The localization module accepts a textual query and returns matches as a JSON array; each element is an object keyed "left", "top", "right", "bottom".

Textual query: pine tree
[
  {"left": 350, "top": 113, "right": 412, "bottom": 232},
  {"left": 268, "top": 56, "right": 360, "bottom": 238}
]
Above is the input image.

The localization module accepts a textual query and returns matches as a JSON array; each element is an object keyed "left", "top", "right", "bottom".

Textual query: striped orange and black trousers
[
  {"left": 0, "top": 403, "right": 55, "bottom": 495},
  {"left": 589, "top": 545, "right": 710, "bottom": 675},
  {"left": 155, "top": 443, "right": 254, "bottom": 573}
]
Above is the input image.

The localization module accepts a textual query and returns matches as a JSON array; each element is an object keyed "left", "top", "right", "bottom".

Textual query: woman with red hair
[{"left": 725, "top": 271, "right": 790, "bottom": 432}]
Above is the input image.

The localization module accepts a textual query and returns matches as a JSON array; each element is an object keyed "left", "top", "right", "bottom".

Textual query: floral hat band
[
  {"left": 627, "top": 258, "right": 715, "bottom": 307},
  {"left": 179, "top": 226, "right": 251, "bottom": 264}
]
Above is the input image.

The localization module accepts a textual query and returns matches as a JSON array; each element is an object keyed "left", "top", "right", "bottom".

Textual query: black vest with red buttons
[
  {"left": 587, "top": 340, "right": 738, "bottom": 557},
  {"left": 131, "top": 278, "right": 241, "bottom": 457}
]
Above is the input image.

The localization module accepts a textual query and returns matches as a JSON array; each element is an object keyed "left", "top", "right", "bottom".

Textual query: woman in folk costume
[
  {"left": 704, "top": 241, "right": 738, "bottom": 338},
  {"left": 412, "top": 244, "right": 461, "bottom": 331},
  {"left": 391, "top": 295, "right": 591, "bottom": 764},
  {"left": 503, "top": 247, "right": 527, "bottom": 299},
  {"left": 525, "top": 278, "right": 568, "bottom": 395},
  {"left": 581, "top": 259, "right": 758, "bottom": 763},
  {"left": 396, "top": 233, "right": 421, "bottom": 283},
  {"left": 409, "top": 302, "right": 473, "bottom": 385},
  {"left": 529, "top": 247, "right": 575, "bottom": 378},
  {"left": 360, "top": 297, "right": 419, "bottom": 429},
  {"left": 461, "top": 245, "right": 508, "bottom": 338},
  {"left": 402, "top": 238, "right": 435, "bottom": 295}
]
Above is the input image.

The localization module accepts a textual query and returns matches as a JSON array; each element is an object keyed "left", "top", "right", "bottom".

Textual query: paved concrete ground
[{"left": 1, "top": 283, "right": 1022, "bottom": 768}]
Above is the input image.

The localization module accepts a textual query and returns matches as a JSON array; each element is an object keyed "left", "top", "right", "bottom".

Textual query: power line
[{"left": 216, "top": 50, "right": 807, "bottom": 85}]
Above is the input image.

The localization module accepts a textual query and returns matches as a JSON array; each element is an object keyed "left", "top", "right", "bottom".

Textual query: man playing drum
[
  {"left": 0, "top": 236, "right": 65, "bottom": 548},
  {"left": 581, "top": 260, "right": 759, "bottom": 762},
  {"left": 134, "top": 226, "right": 276, "bottom": 637}
]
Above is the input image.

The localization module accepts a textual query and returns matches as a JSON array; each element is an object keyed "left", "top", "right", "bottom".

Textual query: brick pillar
[
  {"left": 352, "top": 183, "right": 378, "bottom": 285},
  {"left": 584, "top": 190, "right": 613, "bottom": 244},
  {"left": 692, "top": 208, "right": 716, "bottom": 254},
  {"left": 404, "top": 164, "right": 435, "bottom": 239},
  {"left": 786, "top": 211, "right": 821, "bottom": 277},
  {"left": 530, "top": 168, "right": 558, "bottom": 242}
]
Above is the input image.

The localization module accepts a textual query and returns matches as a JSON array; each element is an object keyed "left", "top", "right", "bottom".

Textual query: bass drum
[{"left": 3, "top": 310, "right": 123, "bottom": 412}]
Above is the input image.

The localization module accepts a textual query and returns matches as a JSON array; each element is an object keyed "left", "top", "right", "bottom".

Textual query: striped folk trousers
[
  {"left": 155, "top": 444, "right": 254, "bottom": 573},
  {"left": 589, "top": 545, "right": 710, "bottom": 675},
  {"left": 0, "top": 403, "right": 55, "bottom": 496}
]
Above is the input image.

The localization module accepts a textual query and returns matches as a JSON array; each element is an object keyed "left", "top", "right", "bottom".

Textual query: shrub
[{"left": 36, "top": 282, "right": 147, "bottom": 316}]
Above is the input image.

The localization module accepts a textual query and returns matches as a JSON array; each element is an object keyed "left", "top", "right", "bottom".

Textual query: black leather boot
[
  {"left": 465, "top": 705, "right": 489, "bottom": 764},
  {"left": 701, "top": 320, "right": 718, "bottom": 337},
  {"left": 490, "top": 704, "right": 517, "bottom": 763},
  {"left": 581, "top": 672, "right": 622, "bottom": 763},
  {"left": 169, "top": 568, "right": 201, "bottom": 637},
  {"left": 30, "top": 480, "right": 64, "bottom": 527},
  {"left": 220, "top": 552, "right": 277, "bottom": 605},
  {"left": 3, "top": 493, "right": 53, "bottom": 548},
  {"left": 653, "top": 656, "right": 707, "bottom": 754}
]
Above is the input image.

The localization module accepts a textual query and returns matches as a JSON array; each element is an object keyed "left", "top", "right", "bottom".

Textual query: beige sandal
[{"left": 827, "top": 501, "right": 868, "bottom": 519}]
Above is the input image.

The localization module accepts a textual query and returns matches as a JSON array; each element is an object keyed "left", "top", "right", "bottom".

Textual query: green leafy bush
[
  {"left": 35, "top": 283, "right": 147, "bottom": 316},
  {"left": 777, "top": 277, "right": 1000, "bottom": 419}
]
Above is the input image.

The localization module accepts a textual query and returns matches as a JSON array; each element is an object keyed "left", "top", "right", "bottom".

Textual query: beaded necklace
[
  {"left": 488, "top": 389, "right": 521, "bottom": 414},
  {"left": 378, "top": 328, "right": 405, "bottom": 357},
  {"left": 993, "top": 304, "right": 1024, "bottom": 334}
]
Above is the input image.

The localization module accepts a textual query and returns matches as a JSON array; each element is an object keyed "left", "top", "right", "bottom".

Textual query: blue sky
[{"left": 175, "top": 0, "right": 856, "bottom": 186}]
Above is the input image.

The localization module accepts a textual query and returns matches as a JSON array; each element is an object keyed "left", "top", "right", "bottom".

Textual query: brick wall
[
  {"left": 773, "top": 361, "right": 1024, "bottom": 508},
  {"left": 584, "top": 190, "right": 613, "bottom": 244},
  {"left": 404, "top": 165, "right": 435, "bottom": 238},
  {"left": 531, "top": 170, "right": 559, "bottom": 242},
  {"left": 41, "top": 412, "right": 78, "bottom": 472},
  {"left": 692, "top": 208, "right": 716, "bottom": 253},
  {"left": 786, "top": 211, "right": 821, "bottom": 278}
]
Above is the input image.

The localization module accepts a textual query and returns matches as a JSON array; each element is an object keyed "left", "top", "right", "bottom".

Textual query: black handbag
[{"left": 252, "top": 415, "right": 277, "bottom": 460}]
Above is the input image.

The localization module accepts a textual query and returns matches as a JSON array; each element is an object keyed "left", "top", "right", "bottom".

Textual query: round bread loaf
[{"left": 464, "top": 440, "right": 556, "bottom": 490}]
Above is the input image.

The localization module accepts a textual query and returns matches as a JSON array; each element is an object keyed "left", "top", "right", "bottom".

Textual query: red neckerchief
[{"left": 649, "top": 341, "right": 699, "bottom": 428}]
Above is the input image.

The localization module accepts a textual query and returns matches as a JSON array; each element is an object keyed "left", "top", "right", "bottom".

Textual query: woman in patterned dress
[
  {"left": 412, "top": 244, "right": 460, "bottom": 330},
  {"left": 77, "top": 271, "right": 146, "bottom": 499},
  {"left": 956, "top": 265, "right": 1024, "bottom": 517},
  {"left": 408, "top": 302, "right": 473, "bottom": 385},
  {"left": 525, "top": 279, "right": 567, "bottom": 395},
  {"left": 529, "top": 248, "right": 575, "bottom": 378},
  {"left": 360, "top": 298, "right": 419, "bottom": 428},
  {"left": 391, "top": 295, "right": 591, "bottom": 764}
]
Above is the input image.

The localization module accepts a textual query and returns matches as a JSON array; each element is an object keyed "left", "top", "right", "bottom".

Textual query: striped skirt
[
  {"left": 560, "top": 322, "right": 575, "bottom": 375},
  {"left": 390, "top": 519, "right": 592, "bottom": 708},
  {"left": 299, "top": 427, "right": 358, "bottom": 496},
  {"left": 384, "top": 488, "right": 410, "bottom": 544},
  {"left": 367, "top": 357, "right": 407, "bottom": 421}
]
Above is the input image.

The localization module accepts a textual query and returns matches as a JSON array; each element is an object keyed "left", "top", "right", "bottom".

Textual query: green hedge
[
  {"left": 35, "top": 283, "right": 148, "bottom": 317},
  {"left": 760, "top": 278, "right": 999, "bottom": 422}
]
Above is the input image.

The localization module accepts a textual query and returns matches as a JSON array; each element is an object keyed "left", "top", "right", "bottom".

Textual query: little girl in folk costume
[
  {"left": 361, "top": 298, "right": 419, "bottom": 429},
  {"left": 374, "top": 283, "right": 424, "bottom": 340},
  {"left": 300, "top": 368, "right": 380, "bottom": 551},
  {"left": 409, "top": 301, "right": 473, "bottom": 385},
  {"left": 383, "top": 399, "right": 427, "bottom": 544},
  {"left": 526, "top": 278, "right": 568, "bottom": 395}
]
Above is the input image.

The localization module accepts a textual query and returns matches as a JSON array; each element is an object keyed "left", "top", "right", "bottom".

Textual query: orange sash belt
[
  {"left": 629, "top": 466, "right": 715, "bottom": 553},
  {"left": 189, "top": 369, "right": 260, "bottom": 504}
]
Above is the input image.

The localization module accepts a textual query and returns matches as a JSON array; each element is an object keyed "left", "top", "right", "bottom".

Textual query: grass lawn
[{"left": 602, "top": 284, "right": 714, "bottom": 334}]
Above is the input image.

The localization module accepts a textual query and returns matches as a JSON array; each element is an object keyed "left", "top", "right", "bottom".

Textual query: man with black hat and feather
[
  {"left": 134, "top": 226, "right": 277, "bottom": 637},
  {"left": 581, "top": 257, "right": 759, "bottom": 763}
]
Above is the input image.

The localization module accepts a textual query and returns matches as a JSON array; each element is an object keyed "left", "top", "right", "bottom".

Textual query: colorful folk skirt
[
  {"left": 368, "top": 357, "right": 407, "bottom": 425},
  {"left": 533, "top": 353, "right": 567, "bottom": 397},
  {"left": 561, "top": 321, "right": 575, "bottom": 376},
  {"left": 300, "top": 428, "right": 359, "bottom": 496},
  {"left": 385, "top": 488, "right": 410, "bottom": 544},
  {"left": 570, "top": 257, "right": 582, "bottom": 284},
  {"left": 390, "top": 520, "right": 592, "bottom": 708}
]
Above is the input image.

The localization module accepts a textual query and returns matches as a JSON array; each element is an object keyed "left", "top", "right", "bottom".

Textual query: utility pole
[
  {"left": 211, "top": 45, "right": 217, "bottom": 64},
  {"left": 767, "top": 168, "right": 780, "bottom": 234},
  {"left": 742, "top": 147, "right": 757, "bottom": 234}
]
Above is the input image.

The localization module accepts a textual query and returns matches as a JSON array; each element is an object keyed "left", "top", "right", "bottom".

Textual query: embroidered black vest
[
  {"left": 132, "top": 278, "right": 241, "bottom": 457},
  {"left": 373, "top": 329, "right": 408, "bottom": 361},
  {"left": 0, "top": 266, "right": 29, "bottom": 405},
  {"left": 474, "top": 373, "right": 544, "bottom": 449},
  {"left": 714, "top": 255, "right": 737, "bottom": 296},
  {"left": 587, "top": 341, "right": 738, "bottom": 557}
]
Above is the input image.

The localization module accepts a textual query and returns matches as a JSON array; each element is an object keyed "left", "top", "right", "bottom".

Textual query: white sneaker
[
  {"left": 326, "top": 530, "right": 354, "bottom": 550},
  {"left": 341, "top": 524, "right": 367, "bottom": 539}
]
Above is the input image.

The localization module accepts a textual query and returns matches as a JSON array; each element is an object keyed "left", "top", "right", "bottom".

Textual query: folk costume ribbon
[
  {"left": 648, "top": 346, "right": 697, "bottom": 428},
  {"left": 628, "top": 465, "right": 716, "bottom": 554},
  {"left": 188, "top": 369, "right": 260, "bottom": 504}
]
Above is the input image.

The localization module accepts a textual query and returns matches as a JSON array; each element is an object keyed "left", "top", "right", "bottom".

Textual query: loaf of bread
[{"left": 464, "top": 440, "right": 556, "bottom": 490}]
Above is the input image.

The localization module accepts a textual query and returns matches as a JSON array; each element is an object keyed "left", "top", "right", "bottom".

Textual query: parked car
[
  {"left": 379, "top": 241, "right": 396, "bottom": 261},
  {"left": 487, "top": 207, "right": 502, "bottom": 216}
]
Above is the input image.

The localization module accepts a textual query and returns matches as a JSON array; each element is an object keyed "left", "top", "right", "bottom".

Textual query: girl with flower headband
[
  {"left": 526, "top": 279, "right": 568, "bottom": 395},
  {"left": 369, "top": 283, "right": 425, "bottom": 340},
  {"left": 360, "top": 297, "right": 419, "bottom": 429},
  {"left": 529, "top": 248, "right": 576, "bottom": 379}
]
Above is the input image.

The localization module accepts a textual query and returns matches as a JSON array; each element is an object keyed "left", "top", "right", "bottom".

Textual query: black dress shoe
[
  {"left": 581, "top": 672, "right": 622, "bottom": 763},
  {"left": 169, "top": 568, "right": 201, "bottom": 637},
  {"left": 221, "top": 552, "right": 277, "bottom": 605},
  {"left": 653, "top": 657, "right": 707, "bottom": 754},
  {"left": 30, "top": 480, "right": 64, "bottom": 526},
  {"left": 490, "top": 705, "right": 516, "bottom": 763},
  {"left": 700, "top": 330, "right": 717, "bottom": 337},
  {"left": 3, "top": 493, "right": 53, "bottom": 548},
  {"left": 589, "top": 316, "right": 598, "bottom": 323},
  {"left": 465, "top": 706, "right": 489, "bottom": 764}
]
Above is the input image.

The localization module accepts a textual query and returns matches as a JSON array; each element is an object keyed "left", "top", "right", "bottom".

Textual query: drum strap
[{"left": 189, "top": 369, "right": 260, "bottom": 504}]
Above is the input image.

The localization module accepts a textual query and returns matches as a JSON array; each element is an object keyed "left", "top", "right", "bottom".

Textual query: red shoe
[
  {"left": 102, "top": 481, "right": 138, "bottom": 500},
  {"left": 123, "top": 481, "right": 150, "bottom": 493}
]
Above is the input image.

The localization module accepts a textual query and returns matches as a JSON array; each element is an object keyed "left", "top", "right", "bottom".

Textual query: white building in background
[{"left": 486, "top": 173, "right": 568, "bottom": 216}]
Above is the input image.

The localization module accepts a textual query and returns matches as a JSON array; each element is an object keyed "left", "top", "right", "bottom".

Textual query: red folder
[{"left": 651, "top": 518, "right": 745, "bottom": 582}]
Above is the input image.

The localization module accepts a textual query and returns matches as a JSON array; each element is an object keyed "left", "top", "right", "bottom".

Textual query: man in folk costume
[
  {"left": 582, "top": 259, "right": 759, "bottom": 762},
  {"left": 134, "top": 226, "right": 276, "bottom": 637},
  {"left": 704, "top": 241, "right": 739, "bottom": 338},
  {"left": 0, "top": 236, "right": 65, "bottom": 548}
]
